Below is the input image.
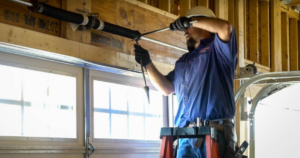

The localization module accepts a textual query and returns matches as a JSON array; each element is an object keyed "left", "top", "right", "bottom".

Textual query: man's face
[{"left": 184, "top": 27, "right": 203, "bottom": 48}]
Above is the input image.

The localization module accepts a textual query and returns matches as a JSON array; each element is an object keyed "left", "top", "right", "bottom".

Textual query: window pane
[
  {"left": 94, "top": 81, "right": 109, "bottom": 109},
  {"left": 111, "top": 114, "right": 127, "bottom": 139},
  {"left": 0, "top": 104, "right": 22, "bottom": 136},
  {"left": 128, "top": 115, "right": 144, "bottom": 139},
  {"left": 145, "top": 90, "right": 163, "bottom": 115},
  {"left": 93, "top": 80, "right": 163, "bottom": 140},
  {"left": 128, "top": 86, "right": 144, "bottom": 113},
  {"left": 145, "top": 117, "right": 161, "bottom": 140},
  {"left": 110, "top": 83, "right": 127, "bottom": 111},
  {"left": 0, "top": 65, "right": 77, "bottom": 138},
  {"left": 94, "top": 112, "right": 110, "bottom": 138}
]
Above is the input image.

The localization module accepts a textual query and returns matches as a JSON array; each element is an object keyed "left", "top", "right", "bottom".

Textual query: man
[{"left": 134, "top": 6, "right": 238, "bottom": 158}]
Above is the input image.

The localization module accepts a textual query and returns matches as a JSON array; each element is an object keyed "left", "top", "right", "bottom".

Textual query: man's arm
[
  {"left": 145, "top": 62, "right": 174, "bottom": 96},
  {"left": 192, "top": 17, "right": 232, "bottom": 42}
]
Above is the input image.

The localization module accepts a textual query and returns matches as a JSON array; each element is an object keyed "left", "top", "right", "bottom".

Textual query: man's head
[{"left": 184, "top": 6, "right": 215, "bottom": 49}]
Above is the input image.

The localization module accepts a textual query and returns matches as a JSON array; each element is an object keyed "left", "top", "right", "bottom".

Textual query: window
[
  {"left": 93, "top": 80, "right": 163, "bottom": 140},
  {"left": 0, "top": 64, "right": 77, "bottom": 138}
]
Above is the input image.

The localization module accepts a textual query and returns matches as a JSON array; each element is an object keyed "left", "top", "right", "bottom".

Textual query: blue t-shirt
[{"left": 166, "top": 29, "right": 238, "bottom": 128}]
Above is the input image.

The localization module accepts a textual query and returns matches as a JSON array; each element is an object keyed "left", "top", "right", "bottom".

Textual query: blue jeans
[{"left": 177, "top": 131, "right": 226, "bottom": 158}]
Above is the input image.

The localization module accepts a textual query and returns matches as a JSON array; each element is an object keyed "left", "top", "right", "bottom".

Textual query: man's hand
[
  {"left": 170, "top": 17, "right": 192, "bottom": 31},
  {"left": 134, "top": 44, "right": 152, "bottom": 67}
]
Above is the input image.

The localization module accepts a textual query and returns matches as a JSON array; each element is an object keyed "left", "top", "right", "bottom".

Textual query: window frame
[
  {"left": 90, "top": 70, "right": 165, "bottom": 145},
  {"left": 0, "top": 52, "right": 83, "bottom": 145}
]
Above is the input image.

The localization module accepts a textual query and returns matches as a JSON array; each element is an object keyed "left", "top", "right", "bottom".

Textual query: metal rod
[
  {"left": 141, "top": 37, "right": 187, "bottom": 52},
  {"left": 9, "top": 0, "right": 33, "bottom": 7},
  {"left": 140, "top": 60, "right": 147, "bottom": 86},
  {"left": 141, "top": 27, "right": 170, "bottom": 36},
  {"left": 234, "top": 71, "right": 300, "bottom": 103}
]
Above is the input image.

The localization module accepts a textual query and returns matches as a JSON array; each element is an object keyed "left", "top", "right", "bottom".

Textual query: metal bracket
[
  {"left": 87, "top": 143, "right": 95, "bottom": 156},
  {"left": 75, "top": 8, "right": 99, "bottom": 31},
  {"left": 210, "top": 127, "right": 218, "bottom": 142},
  {"left": 240, "top": 63, "right": 257, "bottom": 76}
]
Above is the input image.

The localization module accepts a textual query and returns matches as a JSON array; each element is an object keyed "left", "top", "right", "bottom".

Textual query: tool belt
[{"left": 186, "top": 118, "right": 239, "bottom": 158}]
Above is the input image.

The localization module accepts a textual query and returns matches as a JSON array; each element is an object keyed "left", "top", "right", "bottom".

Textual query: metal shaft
[
  {"left": 141, "top": 27, "right": 170, "bottom": 36},
  {"left": 9, "top": 0, "right": 33, "bottom": 7}
]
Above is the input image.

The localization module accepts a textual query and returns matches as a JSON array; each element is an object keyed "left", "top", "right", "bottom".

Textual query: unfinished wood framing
[
  {"left": 228, "top": 0, "right": 235, "bottom": 26},
  {"left": 61, "top": 0, "right": 91, "bottom": 44},
  {"left": 214, "top": 0, "right": 228, "bottom": 20},
  {"left": 92, "top": 0, "right": 185, "bottom": 65},
  {"left": 0, "top": 0, "right": 61, "bottom": 37},
  {"left": 198, "top": 0, "right": 209, "bottom": 8},
  {"left": 281, "top": 12, "right": 290, "bottom": 71},
  {"left": 0, "top": 22, "right": 174, "bottom": 75},
  {"left": 289, "top": 18, "right": 298, "bottom": 71},
  {"left": 234, "top": 0, "right": 246, "bottom": 149},
  {"left": 159, "top": 0, "right": 171, "bottom": 12},
  {"left": 249, "top": 0, "right": 259, "bottom": 63},
  {"left": 280, "top": 2, "right": 300, "bottom": 19},
  {"left": 179, "top": 0, "right": 191, "bottom": 16},
  {"left": 270, "top": 0, "right": 281, "bottom": 72},
  {"left": 259, "top": 1, "right": 270, "bottom": 67},
  {"left": 191, "top": 0, "right": 198, "bottom": 8},
  {"left": 299, "top": 21, "right": 300, "bottom": 70},
  {"left": 138, "top": 0, "right": 148, "bottom": 3}
]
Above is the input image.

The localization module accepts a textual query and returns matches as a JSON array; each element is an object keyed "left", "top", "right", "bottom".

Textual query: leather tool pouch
[{"left": 223, "top": 123, "right": 238, "bottom": 158}]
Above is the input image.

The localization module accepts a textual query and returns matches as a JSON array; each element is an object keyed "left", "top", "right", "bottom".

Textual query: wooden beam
[
  {"left": 125, "top": 0, "right": 178, "bottom": 19},
  {"left": 0, "top": 22, "right": 174, "bottom": 75},
  {"left": 234, "top": 0, "right": 245, "bottom": 149},
  {"left": 214, "top": 0, "right": 228, "bottom": 20},
  {"left": 299, "top": 21, "right": 300, "bottom": 70},
  {"left": 281, "top": 12, "right": 290, "bottom": 71},
  {"left": 245, "top": 0, "right": 249, "bottom": 60},
  {"left": 249, "top": 0, "right": 259, "bottom": 63},
  {"left": 61, "top": 0, "right": 91, "bottom": 44},
  {"left": 286, "top": 0, "right": 300, "bottom": 6},
  {"left": 280, "top": 2, "right": 299, "bottom": 20},
  {"left": 260, "top": 1, "right": 270, "bottom": 67},
  {"left": 0, "top": 0, "right": 61, "bottom": 37},
  {"left": 289, "top": 18, "right": 298, "bottom": 71},
  {"left": 270, "top": 0, "right": 282, "bottom": 72},
  {"left": 179, "top": 0, "right": 191, "bottom": 16},
  {"left": 159, "top": 0, "right": 171, "bottom": 12},
  {"left": 228, "top": 0, "right": 235, "bottom": 26},
  {"left": 198, "top": 0, "right": 209, "bottom": 8},
  {"left": 138, "top": 0, "right": 148, "bottom": 3},
  {"left": 244, "top": 59, "right": 271, "bottom": 72},
  {"left": 191, "top": 0, "right": 198, "bottom": 8}
]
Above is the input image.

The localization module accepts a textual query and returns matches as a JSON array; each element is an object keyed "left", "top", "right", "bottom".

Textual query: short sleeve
[
  {"left": 214, "top": 27, "right": 238, "bottom": 62},
  {"left": 165, "top": 70, "right": 175, "bottom": 82}
]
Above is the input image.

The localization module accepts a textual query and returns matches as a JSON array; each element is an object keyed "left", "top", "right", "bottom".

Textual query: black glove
[
  {"left": 134, "top": 44, "right": 151, "bottom": 67},
  {"left": 170, "top": 17, "right": 192, "bottom": 31}
]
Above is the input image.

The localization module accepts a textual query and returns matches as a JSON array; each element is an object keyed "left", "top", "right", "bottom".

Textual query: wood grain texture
[
  {"left": 214, "top": 0, "right": 228, "bottom": 20},
  {"left": 280, "top": 2, "right": 299, "bottom": 20},
  {"left": 0, "top": 22, "right": 174, "bottom": 75},
  {"left": 289, "top": 18, "right": 298, "bottom": 71},
  {"left": 249, "top": 0, "right": 259, "bottom": 63},
  {"left": 92, "top": 0, "right": 186, "bottom": 65},
  {"left": 179, "top": 0, "right": 191, "bottom": 16},
  {"left": 281, "top": 12, "right": 289, "bottom": 71},
  {"left": 270, "top": 0, "right": 281, "bottom": 72},
  {"left": 0, "top": 0, "right": 61, "bottom": 37},
  {"left": 61, "top": 0, "right": 91, "bottom": 44},
  {"left": 259, "top": 1, "right": 270, "bottom": 67},
  {"left": 198, "top": 0, "right": 209, "bottom": 8},
  {"left": 159, "top": 0, "right": 171, "bottom": 12}
]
